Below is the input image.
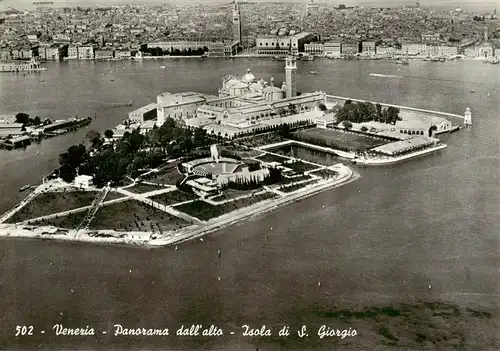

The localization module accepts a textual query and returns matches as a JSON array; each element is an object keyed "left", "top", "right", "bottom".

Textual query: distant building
[
  {"left": 67, "top": 45, "right": 78, "bottom": 59},
  {"left": 361, "top": 41, "right": 377, "bottom": 55},
  {"left": 285, "top": 56, "right": 297, "bottom": 99},
  {"left": 128, "top": 103, "right": 158, "bottom": 124},
  {"left": 94, "top": 49, "right": 114, "bottom": 59},
  {"left": 323, "top": 41, "right": 342, "bottom": 57},
  {"left": 342, "top": 41, "right": 360, "bottom": 55},
  {"left": 304, "top": 43, "right": 324, "bottom": 56},
  {"left": 306, "top": 0, "right": 320, "bottom": 15},
  {"left": 77, "top": 46, "right": 95, "bottom": 60},
  {"left": 256, "top": 32, "right": 315, "bottom": 56},
  {"left": 402, "top": 42, "right": 427, "bottom": 56}
]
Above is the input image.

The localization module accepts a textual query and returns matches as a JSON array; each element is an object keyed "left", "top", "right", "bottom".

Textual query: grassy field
[
  {"left": 127, "top": 183, "right": 166, "bottom": 194},
  {"left": 256, "top": 153, "right": 290, "bottom": 163},
  {"left": 89, "top": 200, "right": 191, "bottom": 232},
  {"left": 32, "top": 211, "right": 87, "bottom": 229},
  {"left": 211, "top": 189, "right": 258, "bottom": 202},
  {"left": 151, "top": 190, "right": 197, "bottom": 206},
  {"left": 146, "top": 164, "right": 184, "bottom": 185},
  {"left": 104, "top": 191, "right": 126, "bottom": 202},
  {"left": 237, "top": 133, "right": 287, "bottom": 148},
  {"left": 6, "top": 191, "right": 98, "bottom": 223},
  {"left": 284, "top": 160, "right": 321, "bottom": 173},
  {"left": 293, "top": 128, "right": 387, "bottom": 151},
  {"left": 175, "top": 192, "right": 278, "bottom": 221}
]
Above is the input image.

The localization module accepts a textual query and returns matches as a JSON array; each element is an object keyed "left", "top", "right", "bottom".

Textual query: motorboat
[
  {"left": 308, "top": 70, "right": 318, "bottom": 75},
  {"left": 19, "top": 184, "right": 31, "bottom": 192}
]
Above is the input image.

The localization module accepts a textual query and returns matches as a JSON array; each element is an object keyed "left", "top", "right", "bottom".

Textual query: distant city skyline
[{"left": 1, "top": 0, "right": 497, "bottom": 12}]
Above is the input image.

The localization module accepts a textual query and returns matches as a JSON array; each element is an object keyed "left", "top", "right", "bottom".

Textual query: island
[{"left": 0, "top": 57, "right": 471, "bottom": 247}]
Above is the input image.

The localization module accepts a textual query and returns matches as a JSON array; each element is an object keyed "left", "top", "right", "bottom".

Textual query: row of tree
[
  {"left": 57, "top": 118, "right": 215, "bottom": 186},
  {"left": 335, "top": 100, "right": 401, "bottom": 125}
]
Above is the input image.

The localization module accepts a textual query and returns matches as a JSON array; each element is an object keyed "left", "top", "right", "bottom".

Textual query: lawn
[
  {"left": 284, "top": 160, "right": 321, "bottom": 173},
  {"left": 237, "top": 133, "right": 287, "bottom": 148},
  {"left": 310, "top": 169, "right": 339, "bottom": 179},
  {"left": 256, "top": 153, "right": 290, "bottom": 163},
  {"left": 104, "top": 191, "right": 126, "bottom": 202},
  {"left": 32, "top": 211, "right": 87, "bottom": 229},
  {"left": 211, "top": 189, "right": 258, "bottom": 202},
  {"left": 127, "top": 183, "right": 166, "bottom": 194},
  {"left": 146, "top": 163, "right": 184, "bottom": 185},
  {"left": 89, "top": 200, "right": 191, "bottom": 232},
  {"left": 151, "top": 190, "right": 197, "bottom": 206},
  {"left": 175, "top": 192, "right": 278, "bottom": 221},
  {"left": 293, "top": 128, "right": 387, "bottom": 151},
  {"left": 6, "top": 191, "right": 98, "bottom": 223}
]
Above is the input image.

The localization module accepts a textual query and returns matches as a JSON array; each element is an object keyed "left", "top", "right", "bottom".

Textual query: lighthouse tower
[
  {"left": 464, "top": 107, "right": 472, "bottom": 126},
  {"left": 285, "top": 56, "right": 297, "bottom": 99}
]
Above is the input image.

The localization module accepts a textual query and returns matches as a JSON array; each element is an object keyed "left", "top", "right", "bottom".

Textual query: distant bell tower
[
  {"left": 232, "top": 0, "right": 242, "bottom": 44},
  {"left": 285, "top": 56, "right": 297, "bottom": 99},
  {"left": 464, "top": 107, "right": 472, "bottom": 126}
]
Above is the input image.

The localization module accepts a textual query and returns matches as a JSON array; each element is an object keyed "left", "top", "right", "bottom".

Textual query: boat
[
  {"left": 439, "top": 57, "right": 446, "bottom": 62},
  {"left": 430, "top": 57, "right": 440, "bottom": 62},
  {"left": 0, "top": 58, "right": 47, "bottom": 73},
  {"left": 490, "top": 57, "right": 499, "bottom": 65},
  {"left": 126, "top": 100, "right": 133, "bottom": 107},
  {"left": 19, "top": 184, "right": 31, "bottom": 192},
  {"left": 160, "top": 65, "right": 166, "bottom": 69},
  {"left": 423, "top": 57, "right": 431, "bottom": 62},
  {"left": 396, "top": 59, "right": 409, "bottom": 65},
  {"left": 308, "top": 70, "right": 318, "bottom": 75}
]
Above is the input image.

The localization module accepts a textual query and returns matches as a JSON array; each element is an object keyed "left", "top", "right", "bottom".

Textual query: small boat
[
  {"left": 439, "top": 57, "right": 446, "bottom": 62},
  {"left": 110, "top": 79, "right": 114, "bottom": 82},
  {"left": 470, "top": 90, "right": 475, "bottom": 93},
  {"left": 160, "top": 65, "right": 166, "bottom": 69},
  {"left": 490, "top": 58, "right": 499, "bottom": 65},
  {"left": 126, "top": 100, "right": 133, "bottom": 107},
  {"left": 308, "top": 70, "right": 318, "bottom": 75},
  {"left": 423, "top": 57, "right": 431, "bottom": 62},
  {"left": 19, "top": 184, "right": 31, "bottom": 192}
]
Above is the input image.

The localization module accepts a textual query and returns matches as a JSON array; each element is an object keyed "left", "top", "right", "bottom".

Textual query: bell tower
[
  {"left": 232, "top": 0, "right": 242, "bottom": 44},
  {"left": 285, "top": 56, "right": 297, "bottom": 99}
]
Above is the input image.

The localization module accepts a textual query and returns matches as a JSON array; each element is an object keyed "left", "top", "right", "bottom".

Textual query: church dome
[{"left": 241, "top": 69, "right": 256, "bottom": 83}]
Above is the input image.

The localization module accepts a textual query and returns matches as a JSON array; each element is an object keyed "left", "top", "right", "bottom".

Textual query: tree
[
  {"left": 33, "top": 116, "right": 41, "bottom": 125},
  {"left": 318, "top": 102, "right": 327, "bottom": 112},
  {"left": 86, "top": 130, "right": 100, "bottom": 142},
  {"left": 288, "top": 103, "right": 298, "bottom": 115},
  {"left": 342, "top": 120, "right": 353, "bottom": 130},
  {"left": 104, "top": 129, "right": 114, "bottom": 139},
  {"left": 15, "top": 113, "right": 30, "bottom": 124}
]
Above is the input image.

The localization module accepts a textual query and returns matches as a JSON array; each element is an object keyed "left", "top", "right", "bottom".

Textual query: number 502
[{"left": 15, "top": 326, "right": 34, "bottom": 336}]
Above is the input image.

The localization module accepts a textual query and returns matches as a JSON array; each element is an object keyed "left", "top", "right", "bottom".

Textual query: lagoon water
[{"left": 0, "top": 58, "right": 499, "bottom": 349}]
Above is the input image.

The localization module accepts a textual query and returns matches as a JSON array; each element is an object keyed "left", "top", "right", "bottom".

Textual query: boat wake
[{"left": 369, "top": 73, "right": 403, "bottom": 79}]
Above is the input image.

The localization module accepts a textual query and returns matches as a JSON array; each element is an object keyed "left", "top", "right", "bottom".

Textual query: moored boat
[{"left": 19, "top": 184, "right": 31, "bottom": 192}]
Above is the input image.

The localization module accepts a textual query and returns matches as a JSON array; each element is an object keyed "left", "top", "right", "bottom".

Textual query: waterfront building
[
  {"left": 304, "top": 43, "right": 324, "bottom": 56},
  {"left": 341, "top": 41, "right": 360, "bottom": 55},
  {"left": 0, "top": 59, "right": 44, "bottom": 73},
  {"left": 376, "top": 45, "right": 398, "bottom": 56},
  {"left": 94, "top": 49, "right": 114, "bottom": 60},
  {"left": 402, "top": 42, "right": 427, "bottom": 56},
  {"left": 427, "top": 44, "right": 458, "bottom": 57},
  {"left": 67, "top": 45, "right": 78, "bottom": 59},
  {"left": 39, "top": 45, "right": 65, "bottom": 61},
  {"left": 128, "top": 103, "right": 158, "bottom": 124},
  {"left": 361, "top": 41, "right": 377, "bottom": 55},
  {"left": 395, "top": 115, "right": 452, "bottom": 137},
  {"left": 115, "top": 50, "right": 131, "bottom": 59},
  {"left": 474, "top": 43, "right": 495, "bottom": 59},
  {"left": 323, "top": 41, "right": 342, "bottom": 57},
  {"left": 256, "top": 32, "right": 316, "bottom": 56},
  {"left": 77, "top": 46, "right": 95, "bottom": 60}
]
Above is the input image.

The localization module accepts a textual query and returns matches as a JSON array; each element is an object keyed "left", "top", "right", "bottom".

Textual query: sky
[{"left": 2, "top": 0, "right": 498, "bottom": 12}]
